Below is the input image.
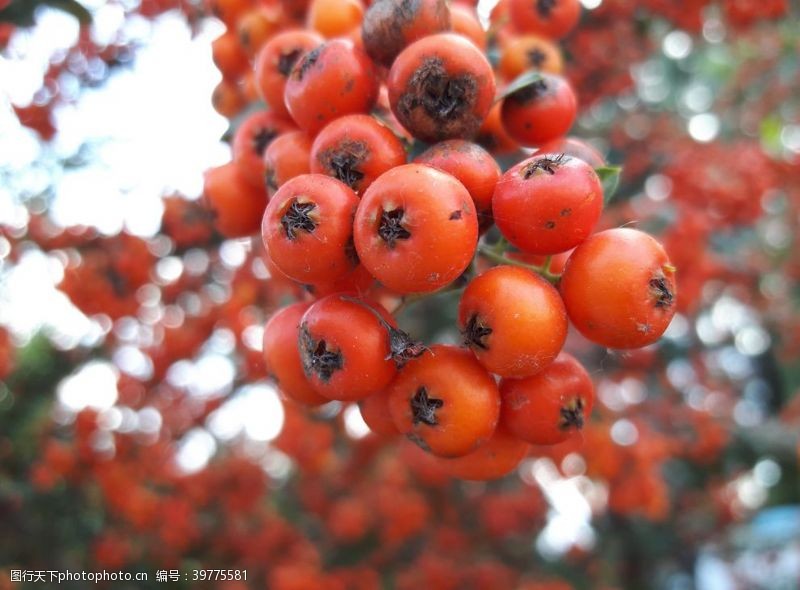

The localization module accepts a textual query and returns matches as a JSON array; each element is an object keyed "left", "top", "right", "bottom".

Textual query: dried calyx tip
[
  {"left": 523, "top": 153, "right": 570, "bottom": 178},
  {"left": 463, "top": 313, "right": 492, "bottom": 350},
  {"left": 299, "top": 324, "right": 343, "bottom": 382},
  {"left": 281, "top": 200, "right": 316, "bottom": 240},
  {"left": 339, "top": 295, "right": 428, "bottom": 367},
  {"left": 378, "top": 208, "right": 411, "bottom": 248},
  {"left": 410, "top": 386, "right": 443, "bottom": 426}
]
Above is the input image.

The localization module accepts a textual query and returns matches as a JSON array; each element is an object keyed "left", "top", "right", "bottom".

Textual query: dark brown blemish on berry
[
  {"left": 296, "top": 45, "right": 323, "bottom": 80},
  {"left": 281, "top": 199, "right": 317, "bottom": 240},
  {"left": 396, "top": 57, "right": 480, "bottom": 140},
  {"left": 363, "top": 0, "right": 449, "bottom": 67},
  {"left": 544, "top": 220, "right": 556, "bottom": 229},
  {"left": 299, "top": 323, "right": 343, "bottom": 382},
  {"left": 278, "top": 48, "right": 303, "bottom": 77},
  {"left": 400, "top": 58, "right": 477, "bottom": 121},
  {"left": 449, "top": 210, "right": 463, "bottom": 220},
  {"left": 252, "top": 127, "right": 277, "bottom": 157},
  {"left": 463, "top": 313, "right": 492, "bottom": 350},
  {"left": 319, "top": 140, "right": 368, "bottom": 190},
  {"left": 410, "top": 386, "right": 444, "bottom": 426},
  {"left": 378, "top": 208, "right": 411, "bottom": 248},
  {"left": 362, "top": 0, "right": 420, "bottom": 66}
]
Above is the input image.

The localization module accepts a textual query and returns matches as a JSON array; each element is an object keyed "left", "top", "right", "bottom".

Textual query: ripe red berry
[
  {"left": 203, "top": 162, "right": 266, "bottom": 238},
  {"left": 492, "top": 153, "right": 603, "bottom": 255},
  {"left": 414, "top": 139, "right": 501, "bottom": 230},
  {"left": 310, "top": 114, "right": 406, "bottom": 194},
  {"left": 353, "top": 164, "right": 478, "bottom": 294},
  {"left": 254, "top": 30, "right": 324, "bottom": 120},
  {"left": 263, "top": 302, "right": 329, "bottom": 407},
  {"left": 261, "top": 174, "right": 359, "bottom": 284},
  {"left": 232, "top": 111, "right": 296, "bottom": 188},
  {"left": 559, "top": 228, "right": 678, "bottom": 349},
  {"left": 263, "top": 130, "right": 313, "bottom": 195},
  {"left": 359, "top": 388, "right": 401, "bottom": 436},
  {"left": 284, "top": 39, "right": 379, "bottom": 135},
  {"left": 459, "top": 265, "right": 567, "bottom": 378},
  {"left": 388, "top": 345, "right": 500, "bottom": 457},
  {"left": 508, "top": 0, "right": 581, "bottom": 40},
  {"left": 500, "top": 73, "right": 577, "bottom": 147},
  {"left": 299, "top": 295, "right": 423, "bottom": 401},
  {"left": 436, "top": 426, "right": 529, "bottom": 480},
  {"left": 499, "top": 352, "right": 594, "bottom": 445}
]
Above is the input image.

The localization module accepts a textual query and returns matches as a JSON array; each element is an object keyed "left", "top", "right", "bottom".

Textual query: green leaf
[
  {"left": 496, "top": 70, "right": 544, "bottom": 103},
  {"left": 595, "top": 165, "right": 622, "bottom": 205}
]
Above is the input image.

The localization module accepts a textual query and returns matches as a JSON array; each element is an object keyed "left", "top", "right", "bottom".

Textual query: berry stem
[
  {"left": 542, "top": 255, "right": 553, "bottom": 274},
  {"left": 477, "top": 244, "right": 560, "bottom": 284},
  {"left": 393, "top": 282, "right": 465, "bottom": 315}
]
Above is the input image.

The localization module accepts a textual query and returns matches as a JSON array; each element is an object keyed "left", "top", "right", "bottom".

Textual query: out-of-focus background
[{"left": 0, "top": 0, "right": 799, "bottom": 588}]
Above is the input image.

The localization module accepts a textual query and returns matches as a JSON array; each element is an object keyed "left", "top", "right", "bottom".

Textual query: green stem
[
  {"left": 477, "top": 245, "right": 560, "bottom": 285},
  {"left": 492, "top": 235, "right": 509, "bottom": 255},
  {"left": 392, "top": 282, "right": 464, "bottom": 315}
]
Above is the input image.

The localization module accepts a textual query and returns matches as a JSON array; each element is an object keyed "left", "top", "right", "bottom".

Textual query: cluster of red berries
[{"left": 203, "top": 0, "right": 679, "bottom": 480}]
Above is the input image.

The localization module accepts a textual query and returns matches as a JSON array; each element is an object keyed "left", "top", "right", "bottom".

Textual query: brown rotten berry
[
  {"left": 361, "top": 0, "right": 450, "bottom": 68},
  {"left": 388, "top": 33, "right": 496, "bottom": 143}
]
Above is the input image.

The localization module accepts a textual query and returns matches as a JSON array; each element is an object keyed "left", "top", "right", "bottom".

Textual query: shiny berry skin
[
  {"left": 203, "top": 162, "right": 266, "bottom": 238},
  {"left": 263, "top": 130, "right": 313, "bottom": 195},
  {"left": 500, "top": 73, "right": 577, "bottom": 147},
  {"left": 261, "top": 174, "right": 359, "bottom": 284},
  {"left": 499, "top": 34, "right": 564, "bottom": 80},
  {"left": 254, "top": 30, "right": 324, "bottom": 120},
  {"left": 284, "top": 39, "right": 379, "bottom": 135},
  {"left": 359, "top": 388, "right": 400, "bottom": 436},
  {"left": 508, "top": 0, "right": 581, "bottom": 39},
  {"left": 436, "top": 426, "right": 529, "bottom": 480},
  {"left": 492, "top": 153, "right": 603, "bottom": 255},
  {"left": 499, "top": 352, "right": 594, "bottom": 445},
  {"left": 310, "top": 114, "right": 406, "bottom": 195},
  {"left": 459, "top": 265, "right": 567, "bottom": 378},
  {"left": 559, "top": 228, "right": 678, "bottom": 349},
  {"left": 388, "top": 33, "right": 495, "bottom": 143},
  {"left": 388, "top": 345, "right": 500, "bottom": 457},
  {"left": 263, "top": 302, "right": 329, "bottom": 407},
  {"left": 414, "top": 139, "right": 501, "bottom": 226},
  {"left": 232, "top": 111, "right": 296, "bottom": 188},
  {"left": 353, "top": 164, "right": 478, "bottom": 294}
]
